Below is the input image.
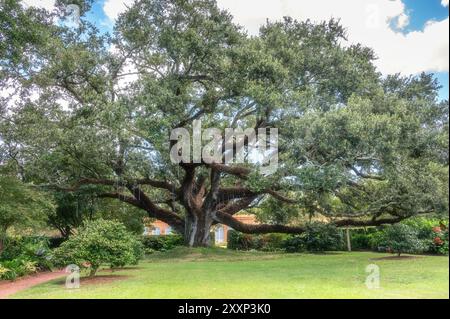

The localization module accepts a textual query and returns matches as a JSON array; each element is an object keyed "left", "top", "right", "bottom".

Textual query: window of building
[
  {"left": 152, "top": 227, "right": 161, "bottom": 235},
  {"left": 166, "top": 226, "right": 172, "bottom": 235},
  {"left": 215, "top": 226, "right": 224, "bottom": 243}
]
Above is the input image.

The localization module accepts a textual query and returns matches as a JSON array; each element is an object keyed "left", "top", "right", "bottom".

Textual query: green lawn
[{"left": 11, "top": 248, "right": 449, "bottom": 299}]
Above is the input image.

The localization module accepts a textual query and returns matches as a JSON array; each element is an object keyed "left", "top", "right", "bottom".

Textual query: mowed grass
[{"left": 11, "top": 248, "right": 449, "bottom": 299}]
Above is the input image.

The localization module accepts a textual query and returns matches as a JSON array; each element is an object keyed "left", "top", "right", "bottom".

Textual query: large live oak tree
[{"left": 1, "top": 0, "right": 448, "bottom": 246}]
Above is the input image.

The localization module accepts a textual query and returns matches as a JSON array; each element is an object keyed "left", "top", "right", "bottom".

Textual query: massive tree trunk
[{"left": 184, "top": 213, "right": 214, "bottom": 247}]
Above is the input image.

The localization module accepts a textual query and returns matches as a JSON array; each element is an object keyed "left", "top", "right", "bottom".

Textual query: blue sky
[
  {"left": 84, "top": 0, "right": 111, "bottom": 33},
  {"left": 403, "top": 0, "right": 449, "bottom": 31},
  {"left": 80, "top": 0, "right": 449, "bottom": 100},
  {"left": 402, "top": 0, "right": 448, "bottom": 100}
]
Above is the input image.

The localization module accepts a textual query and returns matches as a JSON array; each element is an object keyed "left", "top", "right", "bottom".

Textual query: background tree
[
  {"left": 0, "top": 174, "right": 54, "bottom": 252},
  {"left": 49, "top": 192, "right": 97, "bottom": 238},
  {"left": 49, "top": 191, "right": 146, "bottom": 237},
  {"left": 0, "top": 0, "right": 448, "bottom": 247}
]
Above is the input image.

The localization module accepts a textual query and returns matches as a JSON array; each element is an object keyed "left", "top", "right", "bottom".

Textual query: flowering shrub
[
  {"left": 432, "top": 228, "right": 449, "bottom": 255},
  {"left": 351, "top": 218, "right": 449, "bottom": 255},
  {"left": 403, "top": 218, "right": 449, "bottom": 255}
]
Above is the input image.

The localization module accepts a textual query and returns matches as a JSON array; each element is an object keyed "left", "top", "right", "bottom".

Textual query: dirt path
[{"left": 0, "top": 270, "right": 65, "bottom": 299}]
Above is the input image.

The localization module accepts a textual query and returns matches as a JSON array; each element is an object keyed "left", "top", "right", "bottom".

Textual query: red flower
[
  {"left": 434, "top": 237, "right": 444, "bottom": 246},
  {"left": 432, "top": 226, "right": 442, "bottom": 233}
]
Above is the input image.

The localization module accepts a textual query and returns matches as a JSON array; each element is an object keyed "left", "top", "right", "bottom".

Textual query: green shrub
[
  {"left": 379, "top": 224, "right": 426, "bottom": 256},
  {"left": 302, "top": 223, "right": 343, "bottom": 252},
  {"left": 0, "top": 236, "right": 53, "bottom": 271},
  {"left": 0, "top": 264, "right": 10, "bottom": 279},
  {"left": 281, "top": 223, "right": 344, "bottom": 253},
  {"left": 350, "top": 228, "right": 379, "bottom": 250},
  {"left": 53, "top": 219, "right": 143, "bottom": 277},
  {"left": 345, "top": 218, "right": 449, "bottom": 256},
  {"left": 48, "top": 237, "right": 66, "bottom": 249},
  {"left": 227, "top": 219, "right": 449, "bottom": 255},
  {"left": 227, "top": 231, "right": 287, "bottom": 251},
  {"left": 228, "top": 224, "right": 342, "bottom": 253},
  {"left": 227, "top": 230, "right": 252, "bottom": 250},
  {"left": 368, "top": 230, "right": 388, "bottom": 252},
  {"left": 261, "top": 233, "right": 290, "bottom": 251},
  {"left": 433, "top": 228, "right": 449, "bottom": 255},
  {"left": 402, "top": 217, "right": 448, "bottom": 255},
  {"left": 282, "top": 235, "right": 305, "bottom": 253},
  {"left": 402, "top": 217, "right": 447, "bottom": 237},
  {"left": 0, "top": 258, "right": 37, "bottom": 280},
  {"left": 142, "top": 234, "right": 184, "bottom": 252},
  {"left": 350, "top": 233, "right": 371, "bottom": 250}
]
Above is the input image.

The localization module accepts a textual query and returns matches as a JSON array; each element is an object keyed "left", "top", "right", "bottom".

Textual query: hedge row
[
  {"left": 228, "top": 223, "right": 345, "bottom": 252},
  {"left": 227, "top": 218, "right": 449, "bottom": 255},
  {"left": 350, "top": 218, "right": 449, "bottom": 255},
  {"left": 227, "top": 231, "right": 290, "bottom": 251},
  {"left": 141, "top": 235, "right": 184, "bottom": 252}
]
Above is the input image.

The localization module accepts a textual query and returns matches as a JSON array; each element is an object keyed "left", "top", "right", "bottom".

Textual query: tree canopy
[
  {"left": 0, "top": 0, "right": 448, "bottom": 246},
  {"left": 0, "top": 173, "right": 54, "bottom": 251}
]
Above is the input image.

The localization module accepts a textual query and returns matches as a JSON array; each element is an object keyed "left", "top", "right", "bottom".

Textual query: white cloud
[
  {"left": 21, "top": 0, "right": 55, "bottom": 11},
  {"left": 442, "top": 0, "right": 449, "bottom": 8},
  {"left": 103, "top": 0, "right": 135, "bottom": 21},
  {"left": 215, "top": 0, "right": 448, "bottom": 75},
  {"left": 396, "top": 13, "right": 410, "bottom": 29},
  {"left": 375, "top": 18, "right": 448, "bottom": 74}
]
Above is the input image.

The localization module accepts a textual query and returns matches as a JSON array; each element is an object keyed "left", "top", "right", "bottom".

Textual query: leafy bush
[
  {"left": 379, "top": 224, "right": 426, "bottom": 256},
  {"left": 402, "top": 217, "right": 447, "bottom": 237},
  {"left": 301, "top": 223, "right": 344, "bottom": 252},
  {"left": 258, "top": 233, "right": 290, "bottom": 251},
  {"left": 228, "top": 224, "right": 342, "bottom": 253},
  {"left": 368, "top": 231, "right": 388, "bottom": 252},
  {"left": 281, "top": 223, "right": 344, "bottom": 253},
  {"left": 432, "top": 228, "right": 449, "bottom": 255},
  {"left": 227, "top": 231, "right": 287, "bottom": 251},
  {"left": 402, "top": 217, "right": 448, "bottom": 255},
  {"left": 0, "top": 264, "right": 9, "bottom": 279},
  {"left": 227, "top": 231, "right": 254, "bottom": 251},
  {"left": 0, "top": 236, "right": 53, "bottom": 280},
  {"left": 0, "top": 258, "right": 38, "bottom": 280},
  {"left": 350, "top": 233, "right": 371, "bottom": 250},
  {"left": 0, "top": 236, "right": 53, "bottom": 271},
  {"left": 347, "top": 218, "right": 449, "bottom": 255},
  {"left": 53, "top": 219, "right": 143, "bottom": 277},
  {"left": 227, "top": 219, "right": 449, "bottom": 255},
  {"left": 142, "top": 235, "right": 184, "bottom": 252},
  {"left": 48, "top": 237, "right": 66, "bottom": 249},
  {"left": 282, "top": 235, "right": 305, "bottom": 253},
  {"left": 350, "top": 229, "right": 379, "bottom": 250}
]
